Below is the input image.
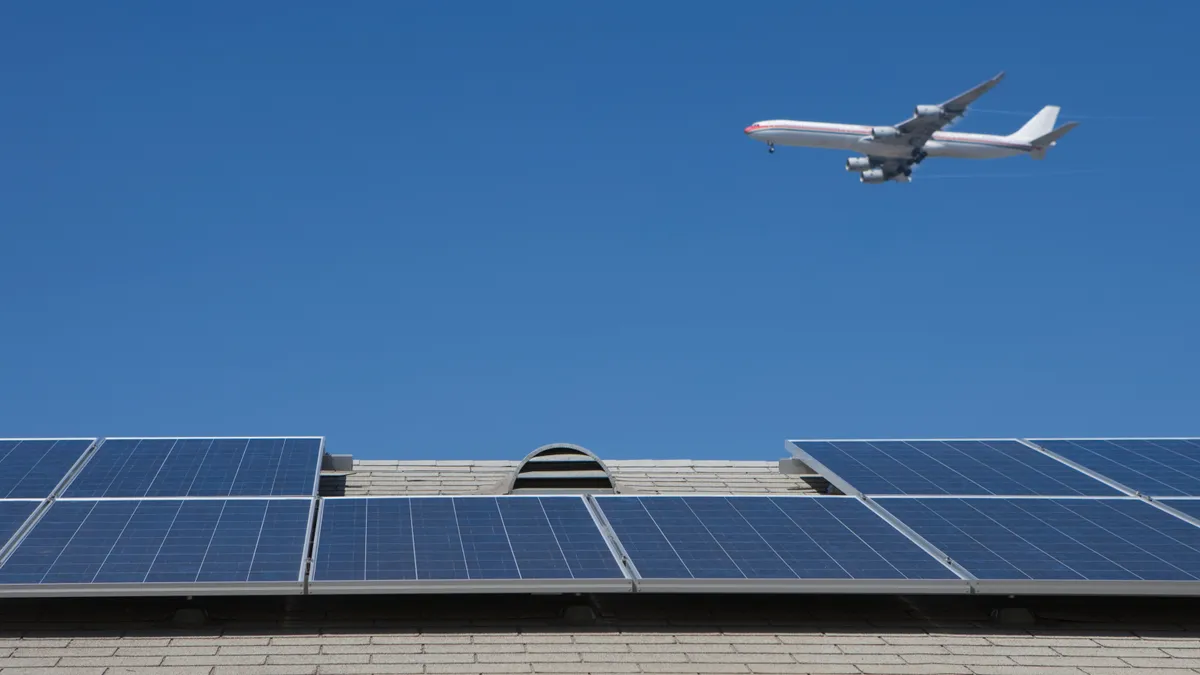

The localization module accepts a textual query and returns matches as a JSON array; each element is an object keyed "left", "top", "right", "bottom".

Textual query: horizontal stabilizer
[
  {"left": 1030, "top": 121, "right": 1079, "bottom": 148},
  {"left": 1028, "top": 121, "right": 1078, "bottom": 159}
]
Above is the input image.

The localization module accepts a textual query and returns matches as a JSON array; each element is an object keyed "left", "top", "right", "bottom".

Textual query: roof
[
  {"left": 2, "top": 593, "right": 1199, "bottom": 674},
  {"left": 2, "top": 448, "right": 1195, "bottom": 674},
  {"left": 328, "top": 458, "right": 828, "bottom": 496}
]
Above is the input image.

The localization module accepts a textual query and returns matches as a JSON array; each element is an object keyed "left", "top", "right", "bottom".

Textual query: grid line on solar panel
[
  {"left": 876, "top": 496, "right": 1200, "bottom": 595},
  {"left": 786, "top": 438, "right": 1123, "bottom": 497},
  {"left": 0, "top": 497, "right": 313, "bottom": 597},
  {"left": 61, "top": 437, "right": 324, "bottom": 499},
  {"left": 307, "top": 496, "right": 631, "bottom": 594},
  {"left": 591, "top": 495, "right": 968, "bottom": 594},
  {"left": 0, "top": 438, "right": 98, "bottom": 499},
  {"left": 1029, "top": 438, "right": 1200, "bottom": 498}
]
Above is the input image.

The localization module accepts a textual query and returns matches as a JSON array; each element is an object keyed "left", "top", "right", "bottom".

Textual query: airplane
[{"left": 743, "top": 72, "right": 1079, "bottom": 183}]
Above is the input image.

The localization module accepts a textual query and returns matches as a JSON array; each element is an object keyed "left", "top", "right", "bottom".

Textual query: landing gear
[
  {"left": 768, "top": 142, "right": 775, "bottom": 154},
  {"left": 911, "top": 150, "right": 927, "bottom": 164}
]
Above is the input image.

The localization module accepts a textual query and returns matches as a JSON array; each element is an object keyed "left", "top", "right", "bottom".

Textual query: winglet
[{"left": 943, "top": 71, "right": 1007, "bottom": 114}]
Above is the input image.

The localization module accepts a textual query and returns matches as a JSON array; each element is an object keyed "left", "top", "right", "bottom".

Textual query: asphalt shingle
[{"left": 335, "top": 459, "right": 823, "bottom": 496}]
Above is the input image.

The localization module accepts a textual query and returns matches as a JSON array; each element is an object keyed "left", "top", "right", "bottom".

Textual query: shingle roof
[
  {"left": 330, "top": 459, "right": 827, "bottom": 496},
  {"left": 1, "top": 453, "right": 1191, "bottom": 674},
  {"left": 2, "top": 593, "right": 1199, "bottom": 674}
]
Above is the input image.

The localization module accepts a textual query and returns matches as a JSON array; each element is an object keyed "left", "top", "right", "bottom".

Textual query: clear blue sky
[{"left": 2, "top": 1, "right": 1197, "bottom": 461}]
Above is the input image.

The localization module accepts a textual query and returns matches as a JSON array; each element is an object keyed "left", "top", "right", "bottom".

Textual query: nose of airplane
[{"left": 744, "top": 124, "right": 758, "bottom": 134}]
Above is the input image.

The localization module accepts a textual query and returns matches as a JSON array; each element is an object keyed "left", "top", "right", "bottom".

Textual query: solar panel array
[
  {"left": 4, "top": 434, "right": 1200, "bottom": 597},
  {"left": 0, "top": 437, "right": 322, "bottom": 597},
  {"left": 780, "top": 437, "right": 1200, "bottom": 595}
]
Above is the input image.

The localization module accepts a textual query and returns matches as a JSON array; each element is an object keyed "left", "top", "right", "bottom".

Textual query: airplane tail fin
[
  {"left": 1008, "top": 105, "right": 1060, "bottom": 142},
  {"left": 1027, "top": 121, "right": 1079, "bottom": 160}
]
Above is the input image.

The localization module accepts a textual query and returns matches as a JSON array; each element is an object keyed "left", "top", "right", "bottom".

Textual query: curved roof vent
[{"left": 505, "top": 443, "right": 616, "bottom": 494}]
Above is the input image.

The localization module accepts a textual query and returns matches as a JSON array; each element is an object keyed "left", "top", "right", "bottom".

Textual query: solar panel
[
  {"left": 591, "top": 496, "right": 968, "bottom": 593},
  {"left": 0, "top": 498, "right": 313, "bottom": 596},
  {"left": 62, "top": 437, "right": 324, "bottom": 499},
  {"left": 308, "top": 496, "right": 631, "bottom": 593},
  {"left": 1029, "top": 438, "right": 1200, "bottom": 497},
  {"left": 0, "top": 501, "right": 39, "bottom": 553},
  {"left": 786, "top": 439, "right": 1122, "bottom": 497},
  {"left": 877, "top": 497, "right": 1200, "bottom": 595},
  {"left": 0, "top": 438, "right": 97, "bottom": 499}
]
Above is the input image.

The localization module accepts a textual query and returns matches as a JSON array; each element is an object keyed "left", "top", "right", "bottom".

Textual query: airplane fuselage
[{"left": 744, "top": 120, "right": 1031, "bottom": 160}]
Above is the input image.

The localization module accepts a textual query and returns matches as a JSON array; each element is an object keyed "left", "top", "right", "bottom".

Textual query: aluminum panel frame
[
  {"left": 970, "top": 579, "right": 1200, "bottom": 597},
  {"left": 0, "top": 580, "right": 304, "bottom": 599},
  {"left": 305, "top": 578, "right": 633, "bottom": 595},
  {"left": 631, "top": 577, "right": 973, "bottom": 595}
]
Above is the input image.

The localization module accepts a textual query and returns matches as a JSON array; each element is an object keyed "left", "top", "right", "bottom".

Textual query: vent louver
[{"left": 506, "top": 443, "right": 616, "bottom": 494}]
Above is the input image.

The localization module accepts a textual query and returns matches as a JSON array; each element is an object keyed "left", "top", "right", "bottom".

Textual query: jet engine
[
  {"left": 860, "top": 168, "right": 888, "bottom": 183},
  {"left": 914, "top": 104, "right": 944, "bottom": 118},
  {"left": 870, "top": 126, "right": 901, "bottom": 139},
  {"left": 845, "top": 157, "right": 873, "bottom": 171}
]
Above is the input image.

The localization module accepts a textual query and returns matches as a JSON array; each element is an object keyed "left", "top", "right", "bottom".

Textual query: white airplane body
[{"left": 744, "top": 72, "right": 1079, "bottom": 183}]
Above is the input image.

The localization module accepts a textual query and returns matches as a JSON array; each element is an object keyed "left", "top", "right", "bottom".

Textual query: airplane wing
[{"left": 883, "top": 72, "right": 1007, "bottom": 150}]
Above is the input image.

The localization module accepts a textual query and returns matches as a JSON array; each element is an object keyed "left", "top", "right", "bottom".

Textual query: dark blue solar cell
[
  {"left": 1031, "top": 439, "right": 1200, "bottom": 497},
  {"left": 789, "top": 439, "right": 1121, "bottom": 496},
  {"left": 593, "top": 496, "right": 958, "bottom": 581},
  {"left": 0, "top": 501, "right": 38, "bottom": 550},
  {"left": 880, "top": 497, "right": 1200, "bottom": 581},
  {"left": 310, "top": 496, "right": 625, "bottom": 583},
  {"left": 0, "top": 439, "right": 95, "bottom": 499},
  {"left": 62, "top": 437, "right": 323, "bottom": 498},
  {"left": 0, "top": 499, "right": 312, "bottom": 586}
]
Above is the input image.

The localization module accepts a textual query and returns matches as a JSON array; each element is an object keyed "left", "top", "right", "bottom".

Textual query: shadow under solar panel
[
  {"left": 62, "top": 437, "right": 324, "bottom": 499},
  {"left": 878, "top": 496, "right": 1200, "bottom": 596},
  {"left": 786, "top": 439, "right": 1123, "bottom": 497},
  {"left": 308, "top": 496, "right": 631, "bottom": 594},
  {"left": 592, "top": 495, "right": 969, "bottom": 594},
  {"left": 0, "top": 498, "right": 314, "bottom": 597}
]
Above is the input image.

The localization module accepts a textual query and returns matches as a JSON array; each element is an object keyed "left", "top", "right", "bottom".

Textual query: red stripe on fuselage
[{"left": 744, "top": 123, "right": 1030, "bottom": 149}]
